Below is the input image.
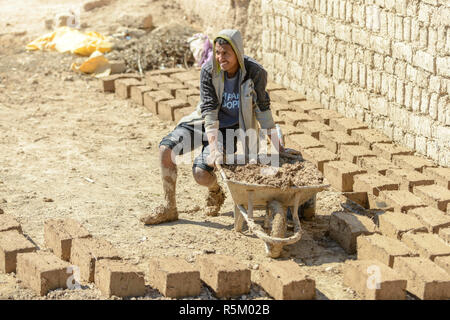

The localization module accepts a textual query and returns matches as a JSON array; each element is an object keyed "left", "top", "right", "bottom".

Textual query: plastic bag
[
  {"left": 71, "top": 50, "right": 111, "bottom": 76},
  {"left": 188, "top": 33, "right": 212, "bottom": 67},
  {"left": 26, "top": 27, "right": 113, "bottom": 56}
]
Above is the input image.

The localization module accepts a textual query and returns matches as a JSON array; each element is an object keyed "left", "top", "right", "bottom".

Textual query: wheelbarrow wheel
[{"left": 268, "top": 200, "right": 286, "bottom": 258}]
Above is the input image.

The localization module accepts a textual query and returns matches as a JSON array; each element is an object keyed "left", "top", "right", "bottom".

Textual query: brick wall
[{"left": 176, "top": 0, "right": 450, "bottom": 167}]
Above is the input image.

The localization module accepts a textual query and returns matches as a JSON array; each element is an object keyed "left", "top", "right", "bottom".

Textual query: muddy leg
[
  {"left": 193, "top": 167, "right": 225, "bottom": 217},
  {"left": 140, "top": 146, "right": 178, "bottom": 225}
]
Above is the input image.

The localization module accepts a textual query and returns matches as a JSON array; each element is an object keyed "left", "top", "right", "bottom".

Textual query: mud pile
[
  {"left": 107, "top": 22, "right": 197, "bottom": 72},
  {"left": 222, "top": 157, "right": 324, "bottom": 189}
]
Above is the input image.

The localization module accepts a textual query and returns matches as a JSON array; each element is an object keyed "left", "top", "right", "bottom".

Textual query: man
[{"left": 140, "top": 29, "right": 282, "bottom": 225}]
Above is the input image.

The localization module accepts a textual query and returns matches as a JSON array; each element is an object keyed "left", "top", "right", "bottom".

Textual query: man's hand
[
  {"left": 206, "top": 148, "right": 224, "bottom": 167},
  {"left": 205, "top": 127, "right": 223, "bottom": 168}
]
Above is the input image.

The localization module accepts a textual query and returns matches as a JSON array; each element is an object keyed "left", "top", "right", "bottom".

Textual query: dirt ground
[{"left": 0, "top": 0, "right": 362, "bottom": 300}]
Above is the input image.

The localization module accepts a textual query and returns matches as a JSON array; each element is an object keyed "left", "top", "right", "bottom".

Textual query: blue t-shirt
[{"left": 218, "top": 72, "right": 240, "bottom": 128}]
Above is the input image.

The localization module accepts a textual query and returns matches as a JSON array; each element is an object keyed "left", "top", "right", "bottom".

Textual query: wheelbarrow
[{"left": 216, "top": 154, "right": 329, "bottom": 258}]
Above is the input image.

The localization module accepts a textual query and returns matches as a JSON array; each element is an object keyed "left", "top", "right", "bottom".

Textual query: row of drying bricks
[
  {"left": 266, "top": 82, "right": 450, "bottom": 300},
  {"left": 101, "top": 68, "right": 450, "bottom": 299},
  {"left": 0, "top": 215, "right": 322, "bottom": 299}
]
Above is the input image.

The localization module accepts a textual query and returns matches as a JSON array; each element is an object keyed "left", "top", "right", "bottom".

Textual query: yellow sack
[{"left": 26, "top": 27, "right": 113, "bottom": 56}]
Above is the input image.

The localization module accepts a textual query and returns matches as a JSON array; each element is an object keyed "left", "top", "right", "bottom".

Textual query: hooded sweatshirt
[{"left": 176, "top": 29, "right": 275, "bottom": 152}]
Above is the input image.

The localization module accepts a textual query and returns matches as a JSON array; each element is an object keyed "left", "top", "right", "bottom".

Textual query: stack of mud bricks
[
  {"left": 260, "top": 0, "right": 449, "bottom": 167},
  {"left": 101, "top": 67, "right": 201, "bottom": 123}
]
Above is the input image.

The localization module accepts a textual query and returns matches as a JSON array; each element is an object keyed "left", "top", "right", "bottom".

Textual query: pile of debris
[{"left": 107, "top": 22, "right": 197, "bottom": 72}]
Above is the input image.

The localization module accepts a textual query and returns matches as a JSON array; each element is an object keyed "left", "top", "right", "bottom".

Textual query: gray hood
[{"left": 212, "top": 29, "right": 246, "bottom": 81}]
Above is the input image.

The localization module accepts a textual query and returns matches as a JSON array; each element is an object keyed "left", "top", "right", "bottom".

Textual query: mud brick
[
  {"left": 108, "top": 60, "right": 126, "bottom": 74},
  {"left": 0, "top": 230, "right": 36, "bottom": 273},
  {"left": 351, "top": 129, "right": 392, "bottom": 150},
  {"left": 188, "top": 94, "right": 200, "bottom": 107},
  {"left": 378, "top": 190, "right": 427, "bottom": 213},
  {"left": 130, "top": 85, "right": 156, "bottom": 105},
  {"left": 285, "top": 134, "right": 324, "bottom": 152},
  {"left": 143, "top": 90, "right": 173, "bottom": 114},
  {"left": 378, "top": 212, "right": 427, "bottom": 240},
  {"left": 0, "top": 215, "right": 22, "bottom": 233},
  {"left": 339, "top": 145, "right": 377, "bottom": 164},
  {"left": 323, "top": 160, "right": 367, "bottom": 192},
  {"left": 329, "top": 118, "right": 368, "bottom": 135},
  {"left": 434, "top": 256, "right": 450, "bottom": 274},
  {"left": 148, "top": 257, "right": 201, "bottom": 298},
  {"left": 158, "top": 99, "right": 190, "bottom": 121},
  {"left": 170, "top": 70, "right": 200, "bottom": 84},
  {"left": 301, "top": 147, "right": 338, "bottom": 173},
  {"left": 282, "top": 124, "right": 304, "bottom": 136},
  {"left": 297, "top": 121, "right": 333, "bottom": 139},
  {"left": 278, "top": 110, "right": 313, "bottom": 126},
  {"left": 184, "top": 79, "right": 200, "bottom": 90},
  {"left": 392, "top": 155, "right": 437, "bottom": 173},
  {"left": 401, "top": 232, "right": 450, "bottom": 261},
  {"left": 407, "top": 207, "right": 450, "bottom": 234},
  {"left": 319, "top": 130, "right": 359, "bottom": 154},
  {"left": 159, "top": 82, "right": 188, "bottom": 97},
  {"left": 101, "top": 73, "right": 141, "bottom": 92},
  {"left": 176, "top": 88, "right": 199, "bottom": 101},
  {"left": 145, "top": 74, "right": 176, "bottom": 87},
  {"left": 256, "top": 260, "right": 315, "bottom": 300},
  {"left": 44, "top": 219, "right": 91, "bottom": 262},
  {"left": 290, "top": 100, "right": 323, "bottom": 113},
  {"left": 413, "top": 184, "right": 450, "bottom": 212},
  {"left": 385, "top": 169, "right": 435, "bottom": 192},
  {"left": 197, "top": 254, "right": 251, "bottom": 298},
  {"left": 308, "top": 108, "right": 343, "bottom": 125},
  {"left": 270, "top": 89, "right": 306, "bottom": 104},
  {"left": 372, "top": 143, "right": 414, "bottom": 161},
  {"left": 357, "top": 234, "right": 418, "bottom": 267},
  {"left": 423, "top": 167, "right": 450, "bottom": 190},
  {"left": 329, "top": 211, "right": 378, "bottom": 254},
  {"left": 95, "top": 259, "right": 146, "bottom": 298},
  {"left": 70, "top": 237, "right": 121, "bottom": 283},
  {"left": 439, "top": 228, "right": 450, "bottom": 244},
  {"left": 145, "top": 68, "right": 185, "bottom": 77},
  {"left": 16, "top": 251, "right": 70, "bottom": 296},
  {"left": 394, "top": 257, "right": 450, "bottom": 299},
  {"left": 266, "top": 82, "right": 285, "bottom": 92},
  {"left": 174, "top": 106, "right": 196, "bottom": 123},
  {"left": 357, "top": 157, "right": 400, "bottom": 176},
  {"left": 342, "top": 192, "right": 369, "bottom": 208},
  {"left": 353, "top": 173, "right": 399, "bottom": 196},
  {"left": 115, "top": 78, "right": 145, "bottom": 99},
  {"left": 343, "top": 260, "right": 407, "bottom": 300},
  {"left": 271, "top": 102, "right": 295, "bottom": 116}
]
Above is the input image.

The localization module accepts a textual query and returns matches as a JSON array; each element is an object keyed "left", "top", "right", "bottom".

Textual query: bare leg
[
  {"left": 140, "top": 146, "right": 178, "bottom": 225},
  {"left": 193, "top": 167, "right": 225, "bottom": 217}
]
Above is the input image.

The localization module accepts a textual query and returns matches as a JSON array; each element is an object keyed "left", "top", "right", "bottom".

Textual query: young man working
[{"left": 140, "top": 29, "right": 283, "bottom": 225}]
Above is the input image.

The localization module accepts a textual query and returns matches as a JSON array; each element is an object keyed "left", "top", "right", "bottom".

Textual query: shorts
[{"left": 159, "top": 122, "right": 239, "bottom": 172}]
